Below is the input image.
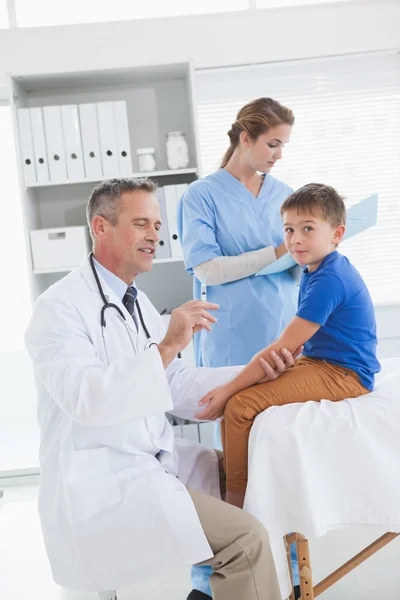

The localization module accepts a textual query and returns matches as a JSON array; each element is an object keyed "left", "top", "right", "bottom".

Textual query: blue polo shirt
[{"left": 296, "top": 251, "right": 380, "bottom": 390}]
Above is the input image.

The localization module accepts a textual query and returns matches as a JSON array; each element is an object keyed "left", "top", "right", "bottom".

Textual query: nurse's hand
[
  {"left": 257, "top": 345, "right": 303, "bottom": 383},
  {"left": 194, "top": 385, "right": 230, "bottom": 420}
]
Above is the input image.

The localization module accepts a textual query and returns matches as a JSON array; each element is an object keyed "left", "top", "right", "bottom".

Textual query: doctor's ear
[{"left": 91, "top": 215, "right": 109, "bottom": 241}]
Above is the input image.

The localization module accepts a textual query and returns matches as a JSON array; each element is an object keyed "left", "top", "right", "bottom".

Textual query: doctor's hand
[
  {"left": 158, "top": 300, "right": 219, "bottom": 368},
  {"left": 257, "top": 345, "right": 303, "bottom": 383},
  {"left": 194, "top": 385, "right": 231, "bottom": 420}
]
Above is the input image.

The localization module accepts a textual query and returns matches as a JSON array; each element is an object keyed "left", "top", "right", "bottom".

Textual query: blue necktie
[{"left": 122, "top": 286, "right": 138, "bottom": 330}]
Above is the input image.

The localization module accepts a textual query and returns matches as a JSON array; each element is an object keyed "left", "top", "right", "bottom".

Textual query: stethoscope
[{"left": 89, "top": 252, "right": 156, "bottom": 349}]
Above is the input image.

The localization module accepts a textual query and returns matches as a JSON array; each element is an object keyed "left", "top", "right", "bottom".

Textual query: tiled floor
[{"left": 0, "top": 484, "right": 192, "bottom": 600}]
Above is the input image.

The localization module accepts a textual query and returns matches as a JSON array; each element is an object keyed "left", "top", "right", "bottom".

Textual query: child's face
[{"left": 282, "top": 208, "right": 345, "bottom": 272}]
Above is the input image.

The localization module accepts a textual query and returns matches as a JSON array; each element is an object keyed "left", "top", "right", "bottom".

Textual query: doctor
[{"left": 25, "top": 177, "right": 289, "bottom": 600}]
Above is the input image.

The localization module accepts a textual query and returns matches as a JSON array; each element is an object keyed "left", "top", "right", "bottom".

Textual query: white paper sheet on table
[
  {"left": 244, "top": 357, "right": 400, "bottom": 599},
  {"left": 256, "top": 193, "right": 378, "bottom": 276}
]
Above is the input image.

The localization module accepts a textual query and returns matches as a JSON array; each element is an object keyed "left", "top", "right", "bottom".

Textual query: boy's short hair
[{"left": 280, "top": 183, "right": 346, "bottom": 227}]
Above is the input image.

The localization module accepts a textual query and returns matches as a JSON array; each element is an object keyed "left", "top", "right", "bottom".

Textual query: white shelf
[
  {"left": 33, "top": 256, "right": 184, "bottom": 274},
  {"left": 26, "top": 168, "right": 198, "bottom": 189}
]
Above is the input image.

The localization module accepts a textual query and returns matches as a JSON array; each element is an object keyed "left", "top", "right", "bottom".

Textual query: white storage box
[{"left": 30, "top": 226, "right": 90, "bottom": 272}]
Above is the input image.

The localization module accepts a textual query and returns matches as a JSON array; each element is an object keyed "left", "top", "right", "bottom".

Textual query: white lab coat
[{"left": 25, "top": 258, "right": 240, "bottom": 592}]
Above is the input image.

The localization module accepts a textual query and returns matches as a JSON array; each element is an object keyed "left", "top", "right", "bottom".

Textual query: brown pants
[{"left": 221, "top": 356, "right": 370, "bottom": 493}]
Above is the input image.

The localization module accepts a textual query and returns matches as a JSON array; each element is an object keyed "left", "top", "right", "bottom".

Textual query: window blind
[{"left": 195, "top": 52, "right": 400, "bottom": 305}]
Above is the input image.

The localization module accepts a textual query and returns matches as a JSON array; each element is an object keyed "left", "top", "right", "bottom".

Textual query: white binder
[
  {"left": 30, "top": 107, "right": 50, "bottom": 183},
  {"left": 175, "top": 183, "right": 189, "bottom": 204},
  {"left": 96, "top": 101, "right": 119, "bottom": 177},
  {"left": 43, "top": 105, "right": 68, "bottom": 182},
  {"left": 17, "top": 108, "right": 37, "bottom": 186},
  {"left": 155, "top": 187, "right": 171, "bottom": 259},
  {"left": 164, "top": 185, "right": 183, "bottom": 258},
  {"left": 78, "top": 103, "right": 103, "bottom": 179},
  {"left": 113, "top": 101, "right": 132, "bottom": 176},
  {"left": 61, "top": 104, "right": 85, "bottom": 181},
  {"left": 174, "top": 183, "right": 188, "bottom": 253}
]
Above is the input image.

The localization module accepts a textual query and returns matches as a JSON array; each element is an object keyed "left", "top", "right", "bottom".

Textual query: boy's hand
[
  {"left": 257, "top": 345, "right": 303, "bottom": 383},
  {"left": 194, "top": 385, "right": 231, "bottom": 420}
]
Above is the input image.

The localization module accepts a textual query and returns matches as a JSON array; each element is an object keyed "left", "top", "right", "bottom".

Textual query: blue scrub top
[{"left": 177, "top": 168, "right": 297, "bottom": 368}]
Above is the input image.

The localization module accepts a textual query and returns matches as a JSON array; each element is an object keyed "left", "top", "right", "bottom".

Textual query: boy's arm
[{"left": 224, "top": 316, "right": 320, "bottom": 397}]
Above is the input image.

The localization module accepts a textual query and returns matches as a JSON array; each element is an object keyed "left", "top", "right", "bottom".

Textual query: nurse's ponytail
[{"left": 220, "top": 97, "right": 294, "bottom": 168}]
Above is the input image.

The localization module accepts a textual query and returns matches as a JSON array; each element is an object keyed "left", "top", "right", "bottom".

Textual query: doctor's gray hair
[{"left": 87, "top": 177, "right": 157, "bottom": 241}]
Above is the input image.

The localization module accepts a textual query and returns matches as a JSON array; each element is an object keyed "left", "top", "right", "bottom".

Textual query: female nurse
[
  {"left": 177, "top": 97, "right": 300, "bottom": 600},
  {"left": 177, "top": 97, "right": 297, "bottom": 369}
]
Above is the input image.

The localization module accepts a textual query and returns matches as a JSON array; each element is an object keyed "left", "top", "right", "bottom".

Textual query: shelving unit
[
  {"left": 25, "top": 167, "right": 198, "bottom": 189},
  {"left": 9, "top": 61, "right": 198, "bottom": 311}
]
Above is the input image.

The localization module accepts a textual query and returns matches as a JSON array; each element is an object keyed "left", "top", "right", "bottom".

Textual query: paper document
[{"left": 256, "top": 193, "right": 378, "bottom": 276}]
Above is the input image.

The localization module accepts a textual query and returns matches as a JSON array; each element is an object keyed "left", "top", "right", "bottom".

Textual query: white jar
[
  {"left": 137, "top": 148, "right": 156, "bottom": 173},
  {"left": 166, "top": 131, "right": 189, "bottom": 170}
]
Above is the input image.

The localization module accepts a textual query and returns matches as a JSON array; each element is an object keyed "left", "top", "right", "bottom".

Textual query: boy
[{"left": 195, "top": 183, "right": 381, "bottom": 508}]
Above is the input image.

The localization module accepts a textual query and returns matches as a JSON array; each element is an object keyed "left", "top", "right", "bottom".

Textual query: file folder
[
  {"left": 175, "top": 183, "right": 189, "bottom": 253},
  {"left": 113, "top": 101, "right": 132, "bottom": 176},
  {"left": 43, "top": 105, "right": 68, "bottom": 182},
  {"left": 175, "top": 183, "right": 189, "bottom": 204},
  {"left": 17, "top": 108, "right": 37, "bottom": 186},
  {"left": 164, "top": 185, "right": 184, "bottom": 259},
  {"left": 61, "top": 104, "right": 85, "bottom": 181},
  {"left": 96, "top": 101, "right": 119, "bottom": 177},
  {"left": 79, "top": 103, "right": 103, "bottom": 179},
  {"left": 343, "top": 193, "right": 378, "bottom": 240},
  {"left": 30, "top": 107, "right": 50, "bottom": 183},
  {"left": 155, "top": 187, "right": 172, "bottom": 259}
]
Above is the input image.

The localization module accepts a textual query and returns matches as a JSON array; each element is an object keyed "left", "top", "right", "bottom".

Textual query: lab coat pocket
[
  {"left": 65, "top": 447, "right": 122, "bottom": 524},
  {"left": 201, "top": 309, "right": 232, "bottom": 367}
]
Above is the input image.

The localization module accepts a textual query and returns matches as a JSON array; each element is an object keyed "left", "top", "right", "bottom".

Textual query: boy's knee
[
  {"left": 225, "top": 389, "right": 258, "bottom": 425},
  {"left": 224, "top": 393, "right": 244, "bottom": 424}
]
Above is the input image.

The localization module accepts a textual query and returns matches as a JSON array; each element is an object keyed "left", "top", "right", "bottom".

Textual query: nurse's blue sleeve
[{"left": 177, "top": 188, "right": 222, "bottom": 274}]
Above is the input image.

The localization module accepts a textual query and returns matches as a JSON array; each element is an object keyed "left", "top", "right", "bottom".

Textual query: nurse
[
  {"left": 177, "top": 97, "right": 301, "bottom": 600},
  {"left": 177, "top": 97, "right": 297, "bottom": 369}
]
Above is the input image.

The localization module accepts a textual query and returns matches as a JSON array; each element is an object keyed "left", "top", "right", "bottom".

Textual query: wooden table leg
[
  {"left": 285, "top": 534, "right": 295, "bottom": 600},
  {"left": 296, "top": 534, "right": 314, "bottom": 599}
]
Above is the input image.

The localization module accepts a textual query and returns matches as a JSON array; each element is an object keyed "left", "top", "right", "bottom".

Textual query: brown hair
[
  {"left": 280, "top": 183, "right": 346, "bottom": 227},
  {"left": 220, "top": 97, "right": 294, "bottom": 168}
]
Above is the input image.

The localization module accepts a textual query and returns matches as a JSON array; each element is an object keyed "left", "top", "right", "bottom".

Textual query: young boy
[{"left": 195, "top": 183, "right": 381, "bottom": 508}]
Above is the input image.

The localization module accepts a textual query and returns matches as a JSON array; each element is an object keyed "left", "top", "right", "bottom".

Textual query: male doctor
[{"left": 25, "top": 178, "right": 296, "bottom": 600}]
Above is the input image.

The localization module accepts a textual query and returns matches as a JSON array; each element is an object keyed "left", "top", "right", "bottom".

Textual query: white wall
[
  {"left": 0, "top": 0, "right": 399, "bottom": 87},
  {"left": 376, "top": 305, "right": 400, "bottom": 359}
]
